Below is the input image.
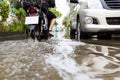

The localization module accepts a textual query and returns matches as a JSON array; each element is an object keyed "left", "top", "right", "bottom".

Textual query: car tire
[
  {"left": 70, "top": 22, "right": 76, "bottom": 39},
  {"left": 76, "top": 19, "right": 81, "bottom": 40},
  {"left": 77, "top": 16, "right": 91, "bottom": 40}
]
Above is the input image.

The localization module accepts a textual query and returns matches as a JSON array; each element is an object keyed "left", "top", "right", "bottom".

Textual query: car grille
[
  {"left": 106, "top": 17, "right": 120, "bottom": 25},
  {"left": 104, "top": 0, "right": 120, "bottom": 9}
]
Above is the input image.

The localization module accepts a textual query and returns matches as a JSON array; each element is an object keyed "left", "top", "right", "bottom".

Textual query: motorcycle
[{"left": 25, "top": 1, "right": 49, "bottom": 41}]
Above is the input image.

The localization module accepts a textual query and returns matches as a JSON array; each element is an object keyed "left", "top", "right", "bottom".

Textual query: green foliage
[
  {"left": 0, "top": 0, "right": 10, "bottom": 21},
  {"left": 62, "top": 17, "right": 70, "bottom": 28},
  {"left": 9, "top": 0, "right": 22, "bottom": 9},
  {"left": 0, "top": 24, "right": 4, "bottom": 31},
  {"left": 15, "top": 8, "right": 26, "bottom": 21},
  {"left": 8, "top": 8, "right": 27, "bottom": 32},
  {"left": 0, "top": 8, "right": 28, "bottom": 32},
  {"left": 0, "top": 1, "right": 28, "bottom": 32},
  {"left": 49, "top": 8, "right": 62, "bottom": 18},
  {"left": 61, "top": 16, "right": 71, "bottom": 39},
  {"left": 3, "top": 20, "right": 28, "bottom": 32}
]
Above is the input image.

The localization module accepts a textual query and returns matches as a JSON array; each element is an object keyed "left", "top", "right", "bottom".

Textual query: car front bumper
[{"left": 81, "top": 9, "right": 120, "bottom": 33}]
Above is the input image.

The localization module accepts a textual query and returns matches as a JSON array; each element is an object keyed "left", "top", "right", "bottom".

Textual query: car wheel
[
  {"left": 76, "top": 20, "right": 81, "bottom": 40},
  {"left": 70, "top": 22, "right": 76, "bottom": 39},
  {"left": 77, "top": 16, "right": 91, "bottom": 40}
]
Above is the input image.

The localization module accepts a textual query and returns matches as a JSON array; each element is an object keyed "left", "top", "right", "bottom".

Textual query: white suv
[{"left": 69, "top": 0, "right": 120, "bottom": 39}]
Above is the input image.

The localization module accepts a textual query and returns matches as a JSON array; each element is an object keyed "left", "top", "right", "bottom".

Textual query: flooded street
[
  {"left": 0, "top": 32, "right": 120, "bottom": 80},
  {"left": 0, "top": 0, "right": 120, "bottom": 80}
]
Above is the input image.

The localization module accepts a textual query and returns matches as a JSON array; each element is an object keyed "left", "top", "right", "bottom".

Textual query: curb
[{"left": 0, "top": 32, "right": 27, "bottom": 41}]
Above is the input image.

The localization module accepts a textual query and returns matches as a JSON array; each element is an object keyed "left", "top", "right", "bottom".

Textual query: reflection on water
[
  {"left": 0, "top": 32, "right": 120, "bottom": 80},
  {"left": 75, "top": 44, "right": 120, "bottom": 80}
]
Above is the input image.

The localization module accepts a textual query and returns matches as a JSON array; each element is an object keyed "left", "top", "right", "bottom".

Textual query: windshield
[{"left": 78, "top": 0, "right": 103, "bottom": 9}]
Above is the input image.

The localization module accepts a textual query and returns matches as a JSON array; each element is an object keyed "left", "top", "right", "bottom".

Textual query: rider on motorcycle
[
  {"left": 44, "top": 0, "right": 56, "bottom": 37},
  {"left": 21, "top": 0, "right": 56, "bottom": 37}
]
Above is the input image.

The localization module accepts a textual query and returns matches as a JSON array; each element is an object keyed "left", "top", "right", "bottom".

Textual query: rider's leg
[
  {"left": 46, "top": 11, "right": 56, "bottom": 35},
  {"left": 49, "top": 18, "right": 56, "bottom": 32}
]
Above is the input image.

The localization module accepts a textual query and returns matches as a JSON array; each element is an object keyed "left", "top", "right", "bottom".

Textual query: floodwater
[{"left": 0, "top": 32, "right": 120, "bottom": 80}]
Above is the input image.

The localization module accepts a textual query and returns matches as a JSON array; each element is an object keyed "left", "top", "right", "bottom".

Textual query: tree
[
  {"left": 9, "top": 0, "right": 22, "bottom": 9},
  {"left": 0, "top": 0, "right": 10, "bottom": 31},
  {"left": 0, "top": 0, "right": 27, "bottom": 32},
  {"left": 62, "top": 17, "right": 70, "bottom": 28},
  {"left": 0, "top": 0, "right": 10, "bottom": 21},
  {"left": 49, "top": 8, "right": 62, "bottom": 18}
]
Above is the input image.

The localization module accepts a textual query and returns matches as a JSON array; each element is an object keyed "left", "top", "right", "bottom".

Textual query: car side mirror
[{"left": 70, "top": 0, "right": 78, "bottom": 3}]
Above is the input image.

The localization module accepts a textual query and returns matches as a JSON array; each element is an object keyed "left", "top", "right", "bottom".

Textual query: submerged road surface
[{"left": 0, "top": 32, "right": 120, "bottom": 80}]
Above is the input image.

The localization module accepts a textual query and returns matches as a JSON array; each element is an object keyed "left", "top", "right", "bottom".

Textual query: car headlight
[{"left": 85, "top": 17, "right": 93, "bottom": 24}]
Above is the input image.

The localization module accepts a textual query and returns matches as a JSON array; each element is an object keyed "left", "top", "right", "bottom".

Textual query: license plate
[{"left": 25, "top": 16, "right": 39, "bottom": 24}]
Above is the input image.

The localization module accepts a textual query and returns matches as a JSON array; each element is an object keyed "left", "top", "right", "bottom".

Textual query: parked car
[{"left": 69, "top": 0, "right": 120, "bottom": 39}]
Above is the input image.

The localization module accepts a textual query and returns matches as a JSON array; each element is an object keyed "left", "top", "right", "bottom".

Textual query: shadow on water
[
  {"left": 80, "top": 34, "right": 120, "bottom": 47},
  {"left": 74, "top": 43, "right": 120, "bottom": 80},
  {"left": 72, "top": 35, "right": 120, "bottom": 79}
]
